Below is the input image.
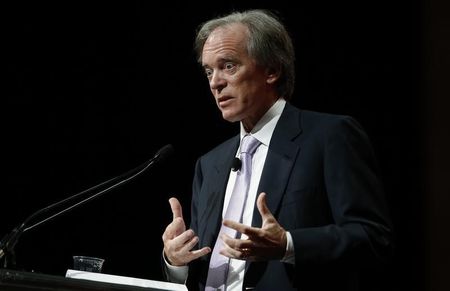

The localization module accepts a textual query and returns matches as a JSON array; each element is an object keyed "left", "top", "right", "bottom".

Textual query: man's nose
[{"left": 209, "top": 70, "right": 226, "bottom": 92}]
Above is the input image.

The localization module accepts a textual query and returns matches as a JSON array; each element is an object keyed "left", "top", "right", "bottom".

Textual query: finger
[
  {"left": 177, "top": 247, "right": 211, "bottom": 265},
  {"left": 223, "top": 220, "right": 262, "bottom": 239},
  {"left": 179, "top": 234, "right": 200, "bottom": 254},
  {"left": 256, "top": 192, "right": 274, "bottom": 220},
  {"left": 164, "top": 231, "right": 210, "bottom": 266},
  {"left": 221, "top": 233, "right": 254, "bottom": 250},
  {"left": 191, "top": 247, "right": 212, "bottom": 259},
  {"left": 164, "top": 230, "right": 193, "bottom": 258},
  {"left": 220, "top": 237, "right": 250, "bottom": 260},
  {"left": 169, "top": 197, "right": 183, "bottom": 220},
  {"left": 219, "top": 236, "right": 240, "bottom": 258},
  {"left": 172, "top": 229, "right": 196, "bottom": 246},
  {"left": 162, "top": 217, "right": 186, "bottom": 241}
]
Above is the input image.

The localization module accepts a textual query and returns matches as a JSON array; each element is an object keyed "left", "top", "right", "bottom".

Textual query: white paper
[{"left": 65, "top": 269, "right": 188, "bottom": 291}]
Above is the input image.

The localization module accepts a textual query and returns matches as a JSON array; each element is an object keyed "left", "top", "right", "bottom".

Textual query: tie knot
[{"left": 240, "top": 135, "right": 261, "bottom": 156}]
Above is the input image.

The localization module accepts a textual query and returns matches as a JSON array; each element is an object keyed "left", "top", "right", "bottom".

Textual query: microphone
[
  {"left": 0, "top": 144, "right": 174, "bottom": 268},
  {"left": 231, "top": 157, "right": 241, "bottom": 172}
]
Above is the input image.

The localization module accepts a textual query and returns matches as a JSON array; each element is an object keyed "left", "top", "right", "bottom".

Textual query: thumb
[
  {"left": 169, "top": 197, "right": 183, "bottom": 221},
  {"left": 256, "top": 192, "right": 274, "bottom": 220}
]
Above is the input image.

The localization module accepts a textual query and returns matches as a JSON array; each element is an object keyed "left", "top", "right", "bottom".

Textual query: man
[{"left": 162, "top": 9, "right": 393, "bottom": 291}]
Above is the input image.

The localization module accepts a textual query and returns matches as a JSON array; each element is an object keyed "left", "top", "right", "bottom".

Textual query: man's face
[{"left": 201, "top": 23, "right": 278, "bottom": 130}]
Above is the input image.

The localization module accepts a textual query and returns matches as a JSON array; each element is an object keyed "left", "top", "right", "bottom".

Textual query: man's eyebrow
[
  {"left": 219, "top": 55, "right": 238, "bottom": 62},
  {"left": 202, "top": 56, "right": 237, "bottom": 68}
]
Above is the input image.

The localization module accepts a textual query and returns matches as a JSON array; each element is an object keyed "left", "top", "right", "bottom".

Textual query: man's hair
[{"left": 194, "top": 9, "right": 296, "bottom": 100}]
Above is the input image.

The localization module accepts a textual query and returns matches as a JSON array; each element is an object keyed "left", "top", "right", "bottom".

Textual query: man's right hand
[{"left": 162, "top": 197, "right": 211, "bottom": 266}]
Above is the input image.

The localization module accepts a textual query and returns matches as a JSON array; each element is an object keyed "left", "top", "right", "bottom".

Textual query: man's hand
[
  {"left": 162, "top": 197, "right": 211, "bottom": 266},
  {"left": 220, "top": 192, "right": 287, "bottom": 261}
]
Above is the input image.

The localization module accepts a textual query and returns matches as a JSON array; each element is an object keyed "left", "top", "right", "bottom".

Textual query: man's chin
[{"left": 221, "top": 112, "right": 241, "bottom": 123}]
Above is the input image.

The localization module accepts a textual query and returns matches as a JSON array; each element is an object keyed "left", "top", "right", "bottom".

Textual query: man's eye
[
  {"left": 225, "top": 63, "right": 235, "bottom": 70},
  {"left": 204, "top": 69, "right": 213, "bottom": 78}
]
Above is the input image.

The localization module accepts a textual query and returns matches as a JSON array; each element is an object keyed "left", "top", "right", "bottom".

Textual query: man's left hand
[{"left": 220, "top": 192, "right": 287, "bottom": 261}]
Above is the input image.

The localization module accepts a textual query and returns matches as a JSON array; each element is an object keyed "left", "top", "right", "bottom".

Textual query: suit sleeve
[{"left": 290, "top": 116, "right": 394, "bottom": 267}]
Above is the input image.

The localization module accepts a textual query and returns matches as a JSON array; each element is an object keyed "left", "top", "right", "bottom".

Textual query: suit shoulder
[
  {"left": 297, "top": 108, "right": 363, "bottom": 131},
  {"left": 198, "top": 135, "right": 239, "bottom": 162},
  {"left": 300, "top": 109, "right": 356, "bottom": 123}
]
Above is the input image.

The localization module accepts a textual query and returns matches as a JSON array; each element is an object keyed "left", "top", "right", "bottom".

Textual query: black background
[{"left": 2, "top": 1, "right": 449, "bottom": 290}]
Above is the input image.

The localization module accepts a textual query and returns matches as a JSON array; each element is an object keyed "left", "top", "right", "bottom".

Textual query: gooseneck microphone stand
[{"left": 0, "top": 144, "right": 174, "bottom": 269}]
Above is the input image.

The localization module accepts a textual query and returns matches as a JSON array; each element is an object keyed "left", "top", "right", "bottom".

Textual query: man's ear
[{"left": 266, "top": 67, "right": 280, "bottom": 84}]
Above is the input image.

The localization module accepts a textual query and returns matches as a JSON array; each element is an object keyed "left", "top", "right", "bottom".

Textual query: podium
[{"left": 0, "top": 269, "right": 187, "bottom": 291}]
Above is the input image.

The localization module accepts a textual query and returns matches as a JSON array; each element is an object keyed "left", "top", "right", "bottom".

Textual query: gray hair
[{"left": 194, "top": 9, "right": 296, "bottom": 100}]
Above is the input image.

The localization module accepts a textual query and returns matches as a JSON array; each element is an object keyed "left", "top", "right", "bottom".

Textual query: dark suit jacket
[{"left": 186, "top": 103, "right": 394, "bottom": 291}]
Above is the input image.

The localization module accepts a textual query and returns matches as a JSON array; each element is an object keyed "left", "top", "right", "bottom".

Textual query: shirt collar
[{"left": 239, "top": 98, "right": 286, "bottom": 147}]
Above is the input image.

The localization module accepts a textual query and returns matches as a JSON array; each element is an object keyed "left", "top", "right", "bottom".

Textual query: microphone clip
[{"left": 231, "top": 157, "right": 242, "bottom": 172}]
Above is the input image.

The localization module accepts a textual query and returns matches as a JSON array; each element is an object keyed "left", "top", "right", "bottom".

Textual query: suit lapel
[
  {"left": 198, "top": 136, "right": 240, "bottom": 248},
  {"left": 252, "top": 103, "right": 303, "bottom": 228},
  {"left": 245, "top": 104, "right": 303, "bottom": 282}
]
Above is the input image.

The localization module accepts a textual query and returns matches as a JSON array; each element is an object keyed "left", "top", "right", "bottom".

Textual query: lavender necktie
[{"left": 205, "top": 135, "right": 261, "bottom": 291}]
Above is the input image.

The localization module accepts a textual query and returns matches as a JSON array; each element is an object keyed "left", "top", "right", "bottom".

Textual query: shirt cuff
[
  {"left": 281, "top": 231, "right": 295, "bottom": 264},
  {"left": 163, "top": 250, "right": 189, "bottom": 284}
]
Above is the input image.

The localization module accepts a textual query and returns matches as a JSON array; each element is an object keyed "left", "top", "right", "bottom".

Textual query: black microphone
[
  {"left": 231, "top": 157, "right": 242, "bottom": 172},
  {"left": 0, "top": 144, "right": 174, "bottom": 268}
]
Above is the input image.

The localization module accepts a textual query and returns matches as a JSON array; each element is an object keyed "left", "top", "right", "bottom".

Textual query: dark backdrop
[{"left": 2, "top": 1, "right": 448, "bottom": 290}]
